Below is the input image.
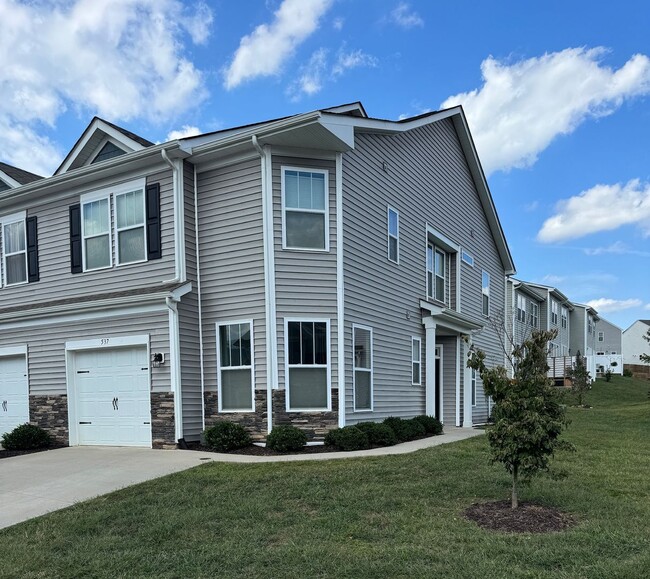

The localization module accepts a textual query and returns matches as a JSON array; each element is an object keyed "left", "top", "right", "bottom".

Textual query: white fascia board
[
  {"left": 320, "top": 107, "right": 461, "bottom": 134},
  {"left": 0, "top": 345, "right": 28, "bottom": 357},
  {"left": 0, "top": 171, "right": 21, "bottom": 188},
  {"left": 426, "top": 224, "right": 461, "bottom": 253},
  {"left": 66, "top": 334, "right": 149, "bottom": 351}
]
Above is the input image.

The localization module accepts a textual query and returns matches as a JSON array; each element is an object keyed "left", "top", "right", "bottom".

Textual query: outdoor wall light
[{"left": 151, "top": 352, "right": 165, "bottom": 368}]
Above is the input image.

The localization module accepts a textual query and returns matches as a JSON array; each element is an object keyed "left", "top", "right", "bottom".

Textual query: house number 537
[{"left": 100, "top": 338, "right": 110, "bottom": 346}]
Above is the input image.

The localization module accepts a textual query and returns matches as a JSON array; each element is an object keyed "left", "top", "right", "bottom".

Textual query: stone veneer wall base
[
  {"left": 29, "top": 395, "right": 69, "bottom": 445},
  {"left": 150, "top": 392, "right": 177, "bottom": 449}
]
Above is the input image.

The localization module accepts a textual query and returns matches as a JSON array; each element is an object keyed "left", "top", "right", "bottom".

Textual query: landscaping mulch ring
[{"left": 464, "top": 500, "right": 578, "bottom": 533}]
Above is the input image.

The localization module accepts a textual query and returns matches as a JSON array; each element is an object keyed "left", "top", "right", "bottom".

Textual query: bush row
[
  {"left": 1, "top": 423, "right": 52, "bottom": 450},
  {"left": 202, "top": 414, "right": 443, "bottom": 453}
]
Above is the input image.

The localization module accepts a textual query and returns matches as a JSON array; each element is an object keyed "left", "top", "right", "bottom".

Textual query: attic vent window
[{"left": 92, "top": 141, "right": 127, "bottom": 164}]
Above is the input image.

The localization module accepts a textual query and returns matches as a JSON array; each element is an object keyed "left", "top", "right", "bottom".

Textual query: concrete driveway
[{"left": 0, "top": 446, "right": 216, "bottom": 530}]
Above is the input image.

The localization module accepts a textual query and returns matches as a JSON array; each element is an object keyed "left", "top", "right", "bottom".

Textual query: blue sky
[{"left": 1, "top": 0, "right": 649, "bottom": 329}]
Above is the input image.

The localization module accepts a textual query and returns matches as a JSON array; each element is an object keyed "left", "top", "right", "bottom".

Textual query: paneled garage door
[
  {"left": 0, "top": 355, "right": 29, "bottom": 438},
  {"left": 73, "top": 347, "right": 151, "bottom": 447}
]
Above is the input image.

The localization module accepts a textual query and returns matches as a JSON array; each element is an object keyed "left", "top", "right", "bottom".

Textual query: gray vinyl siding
[
  {"left": 0, "top": 310, "right": 170, "bottom": 396},
  {"left": 570, "top": 308, "right": 586, "bottom": 354},
  {"left": 196, "top": 158, "right": 267, "bottom": 394},
  {"left": 0, "top": 168, "right": 176, "bottom": 306},
  {"left": 342, "top": 120, "right": 507, "bottom": 425},
  {"left": 595, "top": 318, "right": 622, "bottom": 354},
  {"left": 272, "top": 156, "right": 339, "bottom": 395},
  {"left": 178, "top": 164, "right": 202, "bottom": 439}
]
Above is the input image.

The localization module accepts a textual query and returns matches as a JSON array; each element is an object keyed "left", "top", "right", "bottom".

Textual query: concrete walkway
[{"left": 0, "top": 427, "right": 482, "bottom": 530}]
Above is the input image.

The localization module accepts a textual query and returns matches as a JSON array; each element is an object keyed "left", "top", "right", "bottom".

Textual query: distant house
[
  {"left": 524, "top": 282, "right": 573, "bottom": 356},
  {"left": 0, "top": 102, "right": 516, "bottom": 448},
  {"left": 623, "top": 320, "right": 650, "bottom": 368},
  {"left": 569, "top": 303, "right": 599, "bottom": 357},
  {"left": 0, "top": 162, "right": 43, "bottom": 191}
]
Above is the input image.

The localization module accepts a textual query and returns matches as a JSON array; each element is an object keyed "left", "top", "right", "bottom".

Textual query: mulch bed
[
  {"left": 0, "top": 445, "right": 66, "bottom": 460},
  {"left": 464, "top": 500, "right": 578, "bottom": 533}
]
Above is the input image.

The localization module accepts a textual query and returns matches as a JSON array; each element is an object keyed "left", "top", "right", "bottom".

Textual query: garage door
[
  {"left": 73, "top": 347, "right": 151, "bottom": 447},
  {"left": 0, "top": 355, "right": 29, "bottom": 438}
]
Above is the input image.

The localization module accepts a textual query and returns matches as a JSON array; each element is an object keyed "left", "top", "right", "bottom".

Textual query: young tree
[
  {"left": 566, "top": 351, "right": 591, "bottom": 405},
  {"left": 467, "top": 329, "right": 573, "bottom": 509},
  {"left": 640, "top": 328, "right": 650, "bottom": 364}
]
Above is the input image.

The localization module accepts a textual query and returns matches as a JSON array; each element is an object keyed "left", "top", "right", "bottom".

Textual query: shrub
[
  {"left": 383, "top": 417, "right": 426, "bottom": 442},
  {"left": 355, "top": 421, "right": 398, "bottom": 446},
  {"left": 266, "top": 425, "right": 307, "bottom": 452},
  {"left": 324, "top": 426, "right": 370, "bottom": 451},
  {"left": 623, "top": 368, "right": 633, "bottom": 378},
  {"left": 413, "top": 415, "right": 444, "bottom": 435},
  {"left": 203, "top": 422, "right": 251, "bottom": 452},
  {"left": 1, "top": 423, "right": 51, "bottom": 451}
]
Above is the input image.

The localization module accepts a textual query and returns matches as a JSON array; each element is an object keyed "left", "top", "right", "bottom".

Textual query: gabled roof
[
  {"left": 525, "top": 282, "right": 573, "bottom": 307},
  {"left": 54, "top": 117, "right": 154, "bottom": 176},
  {"left": 511, "top": 279, "right": 546, "bottom": 302},
  {"left": 0, "top": 162, "right": 43, "bottom": 187}
]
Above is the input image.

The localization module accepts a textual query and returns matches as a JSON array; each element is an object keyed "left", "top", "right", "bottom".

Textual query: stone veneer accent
[
  {"left": 150, "top": 392, "right": 176, "bottom": 449},
  {"left": 204, "top": 389, "right": 339, "bottom": 441},
  {"left": 29, "top": 395, "right": 69, "bottom": 445}
]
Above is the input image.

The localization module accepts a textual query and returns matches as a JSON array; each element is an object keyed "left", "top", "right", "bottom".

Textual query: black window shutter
[
  {"left": 146, "top": 183, "right": 162, "bottom": 260},
  {"left": 26, "top": 216, "right": 39, "bottom": 282},
  {"left": 69, "top": 204, "right": 82, "bottom": 274}
]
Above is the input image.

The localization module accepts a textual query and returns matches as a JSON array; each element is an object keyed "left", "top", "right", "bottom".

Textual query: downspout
[
  {"left": 161, "top": 149, "right": 186, "bottom": 284},
  {"left": 252, "top": 135, "right": 277, "bottom": 434},
  {"left": 166, "top": 295, "right": 183, "bottom": 442},
  {"left": 194, "top": 165, "right": 206, "bottom": 430}
]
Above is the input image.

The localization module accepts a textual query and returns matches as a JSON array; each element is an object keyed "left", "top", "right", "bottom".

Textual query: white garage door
[
  {"left": 73, "top": 347, "right": 151, "bottom": 447},
  {"left": 0, "top": 355, "right": 29, "bottom": 438}
]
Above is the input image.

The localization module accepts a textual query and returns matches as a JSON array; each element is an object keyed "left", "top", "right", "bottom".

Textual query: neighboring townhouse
[
  {"left": 569, "top": 303, "right": 599, "bottom": 356},
  {"left": 524, "top": 283, "right": 573, "bottom": 356},
  {"left": 504, "top": 278, "right": 545, "bottom": 372},
  {"left": 594, "top": 317, "right": 622, "bottom": 356},
  {"left": 623, "top": 320, "right": 650, "bottom": 368},
  {"left": 0, "top": 102, "right": 515, "bottom": 448}
]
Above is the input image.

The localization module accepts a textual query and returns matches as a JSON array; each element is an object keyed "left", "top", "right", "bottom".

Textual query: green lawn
[{"left": 1, "top": 377, "right": 649, "bottom": 579}]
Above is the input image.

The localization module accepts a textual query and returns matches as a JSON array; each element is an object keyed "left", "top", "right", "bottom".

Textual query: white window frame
[
  {"left": 427, "top": 244, "right": 446, "bottom": 303},
  {"left": 352, "top": 325, "right": 373, "bottom": 412},
  {"left": 281, "top": 166, "right": 330, "bottom": 252},
  {"left": 482, "top": 271, "right": 490, "bottom": 316},
  {"left": 114, "top": 187, "right": 148, "bottom": 267},
  {"left": 471, "top": 368, "right": 477, "bottom": 407},
  {"left": 412, "top": 336, "right": 422, "bottom": 386},
  {"left": 517, "top": 294, "right": 526, "bottom": 323},
  {"left": 561, "top": 307, "right": 568, "bottom": 329},
  {"left": 285, "top": 318, "right": 331, "bottom": 412},
  {"left": 387, "top": 206, "right": 399, "bottom": 264},
  {"left": 530, "top": 303, "right": 539, "bottom": 328},
  {"left": 461, "top": 250, "right": 474, "bottom": 267},
  {"left": 598, "top": 331, "right": 604, "bottom": 342},
  {"left": 1, "top": 211, "right": 28, "bottom": 287},
  {"left": 551, "top": 300, "right": 558, "bottom": 325},
  {"left": 80, "top": 178, "right": 146, "bottom": 272},
  {"left": 216, "top": 319, "right": 255, "bottom": 413}
]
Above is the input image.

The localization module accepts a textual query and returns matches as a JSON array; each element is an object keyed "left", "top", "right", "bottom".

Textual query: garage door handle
[
  {"left": 79, "top": 421, "right": 92, "bottom": 425},
  {"left": 112, "top": 397, "right": 119, "bottom": 411},
  {"left": 2, "top": 400, "right": 6, "bottom": 412},
  {"left": 143, "top": 422, "right": 150, "bottom": 425}
]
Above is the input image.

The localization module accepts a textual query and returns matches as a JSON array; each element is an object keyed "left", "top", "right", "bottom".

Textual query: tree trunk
[{"left": 511, "top": 465, "right": 519, "bottom": 509}]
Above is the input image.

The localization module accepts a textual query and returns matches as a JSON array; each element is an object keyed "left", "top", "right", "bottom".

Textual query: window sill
[
  {"left": 286, "top": 407, "right": 331, "bottom": 413},
  {"left": 353, "top": 408, "right": 373, "bottom": 413},
  {"left": 218, "top": 408, "right": 256, "bottom": 414},
  {"left": 282, "top": 246, "right": 330, "bottom": 254}
]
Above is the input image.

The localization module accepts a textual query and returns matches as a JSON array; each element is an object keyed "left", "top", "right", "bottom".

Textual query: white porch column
[
  {"left": 462, "top": 338, "right": 473, "bottom": 428},
  {"left": 423, "top": 317, "right": 437, "bottom": 417}
]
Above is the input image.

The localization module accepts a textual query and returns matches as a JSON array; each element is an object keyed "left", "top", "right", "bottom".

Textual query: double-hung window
[
  {"left": 412, "top": 337, "right": 422, "bottom": 385},
  {"left": 427, "top": 244, "right": 446, "bottom": 303},
  {"left": 217, "top": 321, "right": 254, "bottom": 412},
  {"left": 80, "top": 179, "right": 147, "bottom": 271},
  {"left": 598, "top": 331, "right": 604, "bottom": 342},
  {"left": 286, "top": 320, "right": 329, "bottom": 411},
  {"left": 561, "top": 307, "right": 568, "bottom": 329},
  {"left": 387, "top": 207, "right": 399, "bottom": 263},
  {"left": 551, "top": 300, "right": 558, "bottom": 325},
  {"left": 482, "top": 271, "right": 490, "bottom": 316},
  {"left": 530, "top": 303, "right": 539, "bottom": 328},
  {"left": 353, "top": 326, "right": 373, "bottom": 411},
  {"left": 517, "top": 294, "right": 526, "bottom": 323},
  {"left": 282, "top": 168, "right": 328, "bottom": 251},
  {"left": 471, "top": 368, "right": 477, "bottom": 406},
  {"left": 2, "top": 214, "right": 27, "bottom": 285}
]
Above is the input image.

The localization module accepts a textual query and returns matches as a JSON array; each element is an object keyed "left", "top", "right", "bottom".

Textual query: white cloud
[
  {"left": 538, "top": 179, "right": 650, "bottom": 242},
  {"left": 224, "top": 0, "right": 333, "bottom": 90},
  {"left": 288, "top": 47, "right": 377, "bottom": 100},
  {"left": 0, "top": 0, "right": 211, "bottom": 176},
  {"left": 586, "top": 298, "right": 643, "bottom": 313},
  {"left": 333, "top": 17, "right": 344, "bottom": 30},
  {"left": 389, "top": 3, "right": 424, "bottom": 28},
  {"left": 166, "top": 125, "right": 202, "bottom": 141},
  {"left": 584, "top": 240, "right": 650, "bottom": 257},
  {"left": 441, "top": 48, "right": 650, "bottom": 175},
  {"left": 540, "top": 274, "right": 566, "bottom": 285}
]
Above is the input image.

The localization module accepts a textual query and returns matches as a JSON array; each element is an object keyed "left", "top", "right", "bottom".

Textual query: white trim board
[{"left": 0, "top": 345, "right": 28, "bottom": 357}]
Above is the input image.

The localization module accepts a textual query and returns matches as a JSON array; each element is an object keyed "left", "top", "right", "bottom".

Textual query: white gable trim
[{"left": 0, "top": 171, "right": 21, "bottom": 189}]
